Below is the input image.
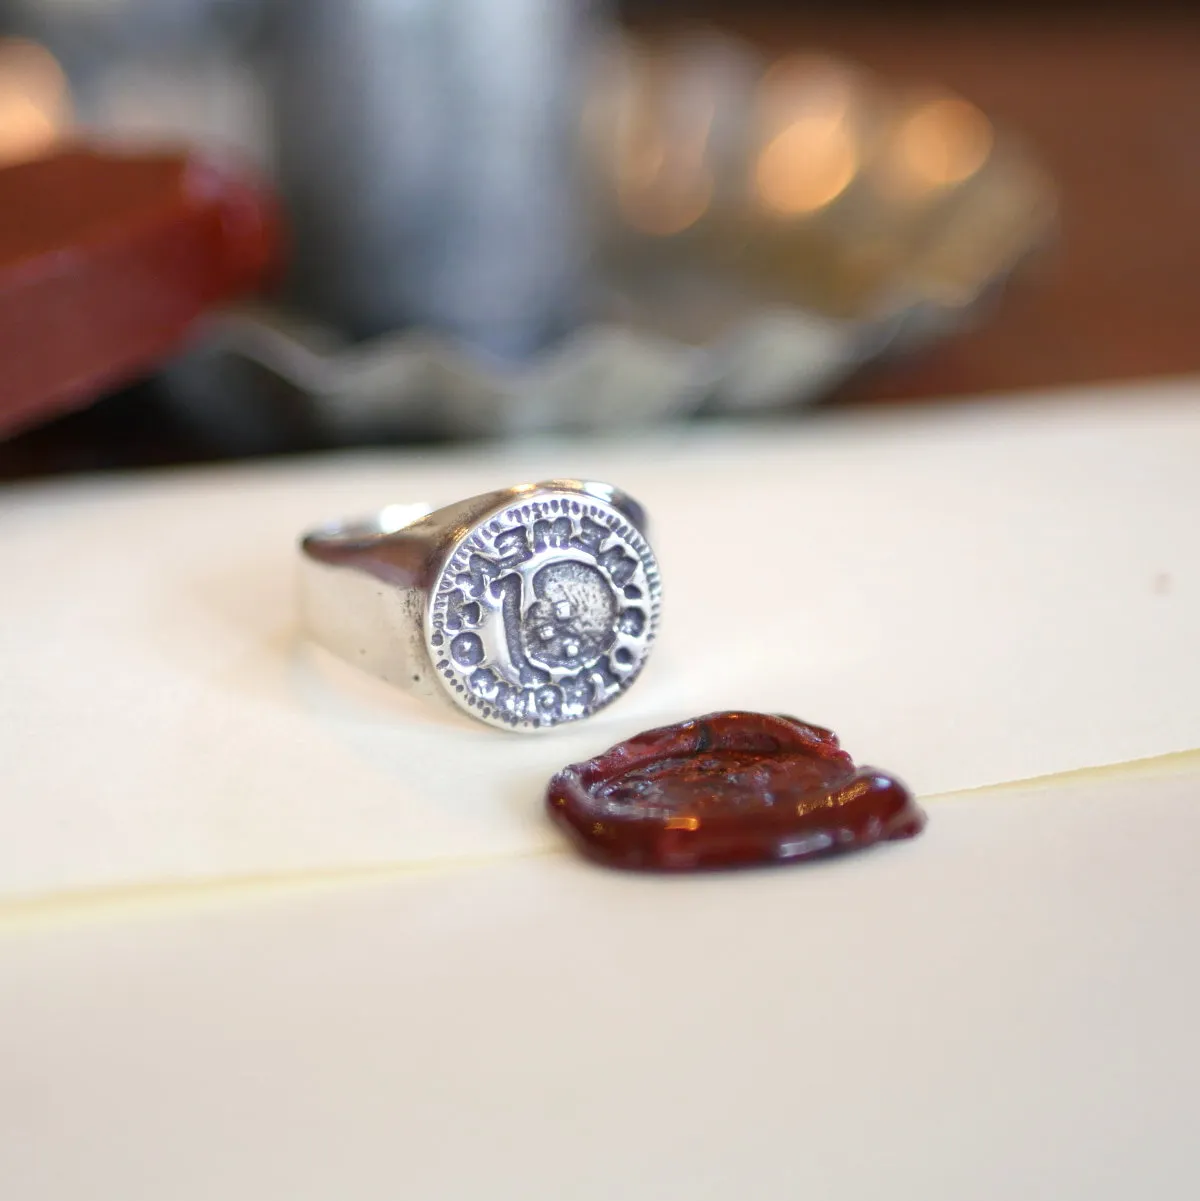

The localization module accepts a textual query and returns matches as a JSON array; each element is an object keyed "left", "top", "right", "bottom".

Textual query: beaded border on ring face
[{"left": 426, "top": 490, "right": 661, "bottom": 730}]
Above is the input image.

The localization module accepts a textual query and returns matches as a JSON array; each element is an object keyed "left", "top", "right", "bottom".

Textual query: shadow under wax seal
[{"left": 547, "top": 711, "right": 925, "bottom": 871}]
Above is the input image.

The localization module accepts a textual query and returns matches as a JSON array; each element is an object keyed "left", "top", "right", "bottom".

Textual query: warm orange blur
[{"left": 0, "top": 39, "right": 70, "bottom": 167}]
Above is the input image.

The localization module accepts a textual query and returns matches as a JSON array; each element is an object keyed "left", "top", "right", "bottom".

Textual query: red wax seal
[
  {"left": 547, "top": 711, "right": 925, "bottom": 871},
  {"left": 0, "top": 146, "right": 282, "bottom": 439}
]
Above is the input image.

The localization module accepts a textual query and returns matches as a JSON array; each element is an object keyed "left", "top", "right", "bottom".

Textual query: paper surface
[
  {"left": 2, "top": 760, "right": 1199, "bottom": 1200},
  {"left": 3, "top": 382, "right": 1200, "bottom": 902}
]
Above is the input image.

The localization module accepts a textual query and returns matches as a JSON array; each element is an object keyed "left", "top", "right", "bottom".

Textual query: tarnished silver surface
[
  {"left": 167, "top": 303, "right": 872, "bottom": 442},
  {"left": 162, "top": 31, "right": 1053, "bottom": 442},
  {"left": 300, "top": 481, "right": 660, "bottom": 731}
]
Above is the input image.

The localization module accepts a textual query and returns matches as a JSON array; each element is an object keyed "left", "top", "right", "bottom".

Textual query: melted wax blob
[
  {"left": 0, "top": 148, "right": 280, "bottom": 438},
  {"left": 547, "top": 711, "right": 925, "bottom": 871}
]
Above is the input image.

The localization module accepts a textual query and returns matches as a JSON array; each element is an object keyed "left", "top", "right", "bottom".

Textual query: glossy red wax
[
  {"left": 0, "top": 147, "right": 281, "bottom": 438},
  {"left": 547, "top": 711, "right": 925, "bottom": 871}
]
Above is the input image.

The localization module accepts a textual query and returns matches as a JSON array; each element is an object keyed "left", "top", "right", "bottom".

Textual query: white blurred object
[
  {"left": 265, "top": 0, "right": 589, "bottom": 351},
  {"left": 84, "top": 53, "right": 267, "bottom": 162}
]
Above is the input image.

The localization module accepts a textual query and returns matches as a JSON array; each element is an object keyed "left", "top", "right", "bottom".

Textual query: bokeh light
[
  {"left": 887, "top": 95, "right": 993, "bottom": 197},
  {"left": 0, "top": 38, "right": 71, "bottom": 167},
  {"left": 754, "top": 56, "right": 859, "bottom": 216}
]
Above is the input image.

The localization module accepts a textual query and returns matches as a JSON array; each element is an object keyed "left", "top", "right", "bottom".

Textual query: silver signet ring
[{"left": 299, "top": 480, "right": 662, "bottom": 731}]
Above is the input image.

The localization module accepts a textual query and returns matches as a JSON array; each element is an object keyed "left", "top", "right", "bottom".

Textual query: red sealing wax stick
[
  {"left": 547, "top": 711, "right": 925, "bottom": 871},
  {"left": 0, "top": 147, "right": 282, "bottom": 438}
]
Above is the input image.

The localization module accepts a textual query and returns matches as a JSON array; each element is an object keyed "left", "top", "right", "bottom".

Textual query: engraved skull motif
[{"left": 521, "top": 560, "right": 617, "bottom": 670}]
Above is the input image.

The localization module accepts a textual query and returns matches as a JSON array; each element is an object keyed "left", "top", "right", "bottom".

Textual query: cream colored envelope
[{"left": 3, "top": 381, "right": 1199, "bottom": 904}]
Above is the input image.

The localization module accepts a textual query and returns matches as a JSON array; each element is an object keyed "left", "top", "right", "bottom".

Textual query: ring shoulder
[{"left": 299, "top": 554, "right": 431, "bottom": 693}]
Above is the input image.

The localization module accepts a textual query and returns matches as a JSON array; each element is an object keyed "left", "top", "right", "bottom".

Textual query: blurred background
[{"left": 0, "top": 0, "right": 1195, "bottom": 478}]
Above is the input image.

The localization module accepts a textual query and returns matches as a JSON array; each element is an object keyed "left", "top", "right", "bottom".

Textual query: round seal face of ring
[{"left": 426, "top": 490, "right": 661, "bottom": 730}]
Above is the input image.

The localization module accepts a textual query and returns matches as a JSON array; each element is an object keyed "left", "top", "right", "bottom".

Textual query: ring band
[{"left": 299, "top": 480, "right": 662, "bottom": 731}]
